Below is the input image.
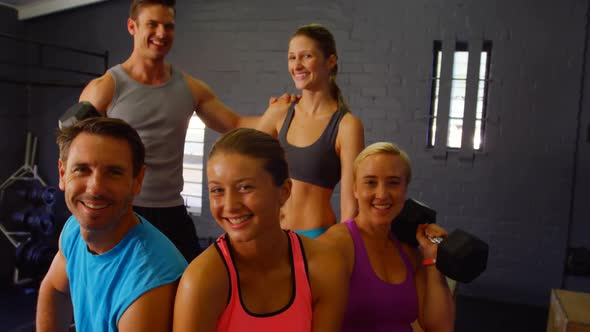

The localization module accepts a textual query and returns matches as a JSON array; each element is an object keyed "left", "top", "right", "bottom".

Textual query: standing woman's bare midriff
[
  {"left": 259, "top": 24, "right": 365, "bottom": 237},
  {"left": 279, "top": 102, "right": 339, "bottom": 231},
  {"left": 280, "top": 179, "right": 336, "bottom": 230}
]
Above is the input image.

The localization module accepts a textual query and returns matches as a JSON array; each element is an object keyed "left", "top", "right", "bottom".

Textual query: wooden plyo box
[{"left": 547, "top": 289, "right": 590, "bottom": 332}]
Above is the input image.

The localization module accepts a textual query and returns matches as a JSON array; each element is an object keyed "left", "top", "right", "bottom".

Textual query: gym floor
[{"left": 1, "top": 285, "right": 548, "bottom": 332}]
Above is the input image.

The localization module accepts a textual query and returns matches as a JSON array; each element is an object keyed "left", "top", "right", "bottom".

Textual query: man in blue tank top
[
  {"left": 36, "top": 117, "right": 187, "bottom": 331},
  {"left": 78, "top": 0, "right": 292, "bottom": 262}
]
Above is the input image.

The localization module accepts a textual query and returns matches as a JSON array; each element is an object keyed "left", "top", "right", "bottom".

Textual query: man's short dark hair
[
  {"left": 56, "top": 117, "right": 145, "bottom": 176},
  {"left": 129, "top": 0, "right": 176, "bottom": 20}
]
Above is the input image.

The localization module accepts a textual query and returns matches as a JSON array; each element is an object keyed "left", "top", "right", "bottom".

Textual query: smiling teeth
[
  {"left": 374, "top": 204, "right": 391, "bottom": 210},
  {"left": 227, "top": 215, "right": 251, "bottom": 224},
  {"left": 82, "top": 201, "right": 109, "bottom": 210}
]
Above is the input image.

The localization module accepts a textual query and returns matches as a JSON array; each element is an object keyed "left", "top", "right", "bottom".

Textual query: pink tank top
[{"left": 215, "top": 231, "right": 313, "bottom": 332}]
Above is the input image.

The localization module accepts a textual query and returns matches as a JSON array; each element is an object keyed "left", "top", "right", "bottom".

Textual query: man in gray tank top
[{"left": 79, "top": 0, "right": 291, "bottom": 262}]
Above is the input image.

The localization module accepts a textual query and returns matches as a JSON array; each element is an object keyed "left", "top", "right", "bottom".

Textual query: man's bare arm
[
  {"left": 184, "top": 74, "right": 254, "bottom": 132},
  {"left": 185, "top": 74, "right": 294, "bottom": 133},
  {"left": 118, "top": 282, "right": 179, "bottom": 331},
  {"left": 256, "top": 94, "right": 296, "bottom": 137},
  {"left": 36, "top": 244, "right": 72, "bottom": 332},
  {"left": 79, "top": 73, "right": 115, "bottom": 115}
]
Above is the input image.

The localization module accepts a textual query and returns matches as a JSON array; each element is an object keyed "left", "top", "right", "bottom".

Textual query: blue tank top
[
  {"left": 342, "top": 219, "right": 418, "bottom": 332},
  {"left": 61, "top": 214, "right": 188, "bottom": 331},
  {"left": 278, "top": 102, "right": 348, "bottom": 189}
]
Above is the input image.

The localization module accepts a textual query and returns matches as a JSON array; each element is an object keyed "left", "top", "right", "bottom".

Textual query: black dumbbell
[
  {"left": 427, "top": 229, "right": 489, "bottom": 283},
  {"left": 391, "top": 198, "right": 489, "bottom": 283},
  {"left": 58, "top": 101, "right": 102, "bottom": 129},
  {"left": 391, "top": 198, "right": 436, "bottom": 247}
]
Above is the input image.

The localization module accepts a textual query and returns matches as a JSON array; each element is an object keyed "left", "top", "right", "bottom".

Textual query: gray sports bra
[{"left": 278, "top": 102, "right": 348, "bottom": 189}]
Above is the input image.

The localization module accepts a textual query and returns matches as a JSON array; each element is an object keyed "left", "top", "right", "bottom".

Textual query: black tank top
[{"left": 278, "top": 102, "right": 348, "bottom": 189}]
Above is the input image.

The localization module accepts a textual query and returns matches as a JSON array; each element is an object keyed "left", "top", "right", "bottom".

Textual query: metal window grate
[
  {"left": 428, "top": 40, "right": 492, "bottom": 151},
  {"left": 182, "top": 115, "right": 205, "bottom": 214}
]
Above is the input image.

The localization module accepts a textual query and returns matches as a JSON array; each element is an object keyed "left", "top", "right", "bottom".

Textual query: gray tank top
[{"left": 107, "top": 64, "right": 195, "bottom": 207}]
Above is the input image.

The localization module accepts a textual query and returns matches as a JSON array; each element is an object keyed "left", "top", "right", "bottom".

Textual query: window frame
[
  {"left": 427, "top": 40, "right": 492, "bottom": 152},
  {"left": 181, "top": 114, "right": 206, "bottom": 215}
]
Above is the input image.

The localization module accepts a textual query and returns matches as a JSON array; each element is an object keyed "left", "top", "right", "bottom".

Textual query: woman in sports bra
[
  {"left": 173, "top": 128, "right": 348, "bottom": 332},
  {"left": 258, "top": 24, "right": 365, "bottom": 239},
  {"left": 318, "top": 142, "right": 455, "bottom": 332}
]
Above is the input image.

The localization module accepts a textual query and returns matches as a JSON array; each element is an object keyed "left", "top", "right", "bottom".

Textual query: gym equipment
[
  {"left": 429, "top": 229, "right": 489, "bottom": 283},
  {"left": 0, "top": 132, "right": 58, "bottom": 287},
  {"left": 58, "top": 101, "right": 101, "bottom": 129},
  {"left": 15, "top": 238, "right": 56, "bottom": 281},
  {"left": 17, "top": 184, "right": 56, "bottom": 207},
  {"left": 391, "top": 198, "right": 436, "bottom": 247},
  {"left": 391, "top": 198, "right": 488, "bottom": 283},
  {"left": 0, "top": 132, "right": 46, "bottom": 193},
  {"left": 12, "top": 209, "right": 55, "bottom": 236},
  {"left": 1, "top": 180, "right": 56, "bottom": 230},
  {"left": 566, "top": 247, "right": 590, "bottom": 276}
]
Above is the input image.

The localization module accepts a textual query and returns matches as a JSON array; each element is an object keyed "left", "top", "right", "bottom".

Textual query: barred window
[
  {"left": 182, "top": 115, "right": 205, "bottom": 214},
  {"left": 428, "top": 40, "right": 492, "bottom": 150}
]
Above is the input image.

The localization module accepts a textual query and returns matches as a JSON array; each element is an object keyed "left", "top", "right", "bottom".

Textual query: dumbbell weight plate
[
  {"left": 435, "top": 229, "right": 489, "bottom": 283},
  {"left": 58, "top": 101, "right": 101, "bottom": 129}
]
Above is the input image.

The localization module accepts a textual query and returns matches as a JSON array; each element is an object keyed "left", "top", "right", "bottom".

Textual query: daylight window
[
  {"left": 182, "top": 115, "right": 206, "bottom": 214},
  {"left": 428, "top": 41, "right": 491, "bottom": 150}
]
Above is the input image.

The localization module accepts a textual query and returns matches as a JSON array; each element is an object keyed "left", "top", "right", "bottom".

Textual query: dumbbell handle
[{"left": 427, "top": 235, "right": 444, "bottom": 244}]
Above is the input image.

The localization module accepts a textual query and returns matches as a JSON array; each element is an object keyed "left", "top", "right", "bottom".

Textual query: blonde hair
[{"left": 353, "top": 142, "right": 412, "bottom": 184}]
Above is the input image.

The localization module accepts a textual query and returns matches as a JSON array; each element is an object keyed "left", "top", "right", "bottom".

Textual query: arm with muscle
[
  {"left": 79, "top": 73, "right": 115, "bottom": 115},
  {"left": 184, "top": 74, "right": 258, "bottom": 132},
  {"left": 305, "top": 234, "right": 350, "bottom": 332},
  {"left": 118, "top": 282, "right": 179, "bottom": 331},
  {"left": 36, "top": 235, "right": 73, "bottom": 332},
  {"left": 412, "top": 224, "right": 455, "bottom": 332},
  {"left": 173, "top": 246, "right": 228, "bottom": 332},
  {"left": 185, "top": 73, "right": 294, "bottom": 133}
]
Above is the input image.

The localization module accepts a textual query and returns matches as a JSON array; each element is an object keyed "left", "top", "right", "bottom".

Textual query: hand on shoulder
[
  {"left": 268, "top": 93, "right": 300, "bottom": 106},
  {"left": 257, "top": 93, "right": 295, "bottom": 136}
]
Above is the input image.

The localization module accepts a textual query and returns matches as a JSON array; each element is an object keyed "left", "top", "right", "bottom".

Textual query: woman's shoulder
[
  {"left": 174, "top": 244, "right": 230, "bottom": 326},
  {"left": 306, "top": 223, "right": 355, "bottom": 273},
  {"left": 340, "top": 111, "right": 363, "bottom": 128},
  {"left": 317, "top": 222, "right": 351, "bottom": 246},
  {"left": 337, "top": 112, "right": 364, "bottom": 145},
  {"left": 181, "top": 244, "right": 229, "bottom": 294},
  {"left": 297, "top": 230, "right": 352, "bottom": 312}
]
